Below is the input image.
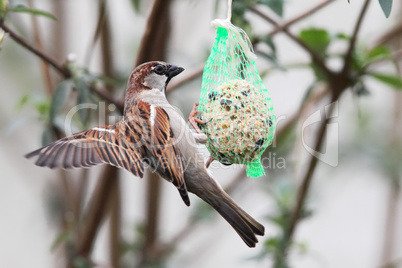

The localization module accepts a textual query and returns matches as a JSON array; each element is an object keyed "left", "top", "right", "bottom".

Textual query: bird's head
[{"left": 127, "top": 61, "right": 184, "bottom": 95}]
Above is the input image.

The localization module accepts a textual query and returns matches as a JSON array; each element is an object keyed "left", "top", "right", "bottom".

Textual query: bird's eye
[{"left": 153, "top": 65, "right": 165, "bottom": 75}]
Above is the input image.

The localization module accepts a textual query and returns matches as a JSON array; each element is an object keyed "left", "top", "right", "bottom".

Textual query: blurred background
[{"left": 0, "top": 0, "right": 401, "bottom": 267}]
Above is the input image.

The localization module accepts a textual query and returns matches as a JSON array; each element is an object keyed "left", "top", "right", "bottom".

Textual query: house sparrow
[{"left": 25, "top": 61, "right": 265, "bottom": 247}]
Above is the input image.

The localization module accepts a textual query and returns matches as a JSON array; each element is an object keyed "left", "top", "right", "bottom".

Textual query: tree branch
[
  {"left": 90, "top": 85, "right": 124, "bottom": 113},
  {"left": 132, "top": 0, "right": 172, "bottom": 265},
  {"left": 380, "top": 37, "right": 402, "bottom": 266},
  {"left": 109, "top": 178, "right": 121, "bottom": 268},
  {"left": 0, "top": 20, "right": 125, "bottom": 113},
  {"left": 166, "top": 64, "right": 204, "bottom": 93},
  {"left": 98, "top": 5, "right": 122, "bottom": 267},
  {"left": 134, "top": 0, "right": 172, "bottom": 66},
  {"left": 84, "top": 0, "right": 107, "bottom": 67},
  {"left": 274, "top": 91, "right": 338, "bottom": 266},
  {"left": 268, "top": 0, "right": 336, "bottom": 36},
  {"left": 249, "top": 7, "right": 333, "bottom": 80},
  {"left": 0, "top": 21, "right": 70, "bottom": 77},
  {"left": 28, "top": 0, "right": 54, "bottom": 96},
  {"left": 375, "top": 22, "right": 402, "bottom": 47},
  {"left": 342, "top": 0, "right": 371, "bottom": 75},
  {"left": 76, "top": 167, "right": 119, "bottom": 258}
]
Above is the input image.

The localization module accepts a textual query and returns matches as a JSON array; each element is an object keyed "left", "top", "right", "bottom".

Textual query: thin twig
[
  {"left": 76, "top": 166, "right": 119, "bottom": 258},
  {"left": 342, "top": 0, "right": 371, "bottom": 76},
  {"left": 274, "top": 92, "right": 338, "bottom": 266},
  {"left": 91, "top": 85, "right": 124, "bottom": 113},
  {"left": 268, "top": 0, "right": 336, "bottom": 36},
  {"left": 84, "top": 0, "right": 107, "bottom": 67},
  {"left": 99, "top": 5, "right": 122, "bottom": 267},
  {"left": 28, "top": 0, "right": 54, "bottom": 96},
  {"left": 380, "top": 180, "right": 401, "bottom": 265},
  {"left": 249, "top": 7, "right": 333, "bottom": 80},
  {"left": 134, "top": 0, "right": 171, "bottom": 67},
  {"left": 75, "top": 169, "right": 89, "bottom": 220},
  {"left": 289, "top": 94, "right": 337, "bottom": 236},
  {"left": 133, "top": 0, "right": 172, "bottom": 265},
  {"left": 73, "top": 4, "right": 123, "bottom": 265},
  {"left": 109, "top": 178, "right": 121, "bottom": 268},
  {"left": 380, "top": 35, "right": 402, "bottom": 266},
  {"left": 272, "top": 2, "right": 372, "bottom": 261},
  {"left": 139, "top": 172, "right": 162, "bottom": 265},
  {"left": 375, "top": 22, "right": 402, "bottom": 47},
  {"left": 0, "top": 22, "right": 70, "bottom": 77},
  {"left": 0, "top": 21, "right": 125, "bottom": 112},
  {"left": 365, "top": 49, "right": 402, "bottom": 68},
  {"left": 167, "top": 64, "right": 204, "bottom": 93}
]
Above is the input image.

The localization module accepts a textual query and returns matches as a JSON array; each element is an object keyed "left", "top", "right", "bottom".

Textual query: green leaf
[
  {"left": 264, "top": 237, "right": 280, "bottom": 252},
  {"left": 257, "top": 0, "right": 284, "bottom": 17},
  {"left": 351, "top": 48, "right": 366, "bottom": 72},
  {"left": 34, "top": 100, "right": 51, "bottom": 118},
  {"left": 366, "top": 45, "right": 391, "bottom": 61},
  {"left": 17, "top": 93, "right": 30, "bottom": 110},
  {"left": 311, "top": 63, "right": 327, "bottom": 81},
  {"left": 232, "top": 1, "right": 249, "bottom": 17},
  {"left": 50, "top": 80, "right": 73, "bottom": 124},
  {"left": 299, "top": 28, "right": 331, "bottom": 57},
  {"left": 294, "top": 241, "right": 309, "bottom": 255},
  {"left": 0, "top": 0, "right": 9, "bottom": 18},
  {"left": 50, "top": 230, "right": 72, "bottom": 252},
  {"left": 378, "top": 0, "right": 392, "bottom": 18},
  {"left": 8, "top": 5, "right": 56, "bottom": 20},
  {"left": 370, "top": 73, "right": 402, "bottom": 89},
  {"left": 333, "top": 32, "right": 350, "bottom": 41},
  {"left": 75, "top": 78, "right": 91, "bottom": 124},
  {"left": 231, "top": 1, "right": 253, "bottom": 35},
  {"left": 130, "top": 0, "right": 142, "bottom": 13}
]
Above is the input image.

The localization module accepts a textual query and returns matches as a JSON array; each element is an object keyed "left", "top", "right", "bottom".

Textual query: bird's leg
[
  {"left": 189, "top": 103, "right": 209, "bottom": 134},
  {"left": 206, "top": 156, "right": 232, "bottom": 168},
  {"left": 188, "top": 103, "right": 221, "bottom": 168},
  {"left": 189, "top": 103, "right": 217, "bottom": 168}
]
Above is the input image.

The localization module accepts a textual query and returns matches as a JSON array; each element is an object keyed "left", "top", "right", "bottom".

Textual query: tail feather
[
  {"left": 211, "top": 196, "right": 260, "bottom": 247},
  {"left": 178, "top": 187, "right": 191, "bottom": 207},
  {"left": 193, "top": 178, "right": 265, "bottom": 248},
  {"left": 229, "top": 198, "right": 265, "bottom": 236}
]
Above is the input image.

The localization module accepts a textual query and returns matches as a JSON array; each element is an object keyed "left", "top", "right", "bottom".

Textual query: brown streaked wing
[
  {"left": 25, "top": 124, "right": 144, "bottom": 178},
  {"left": 125, "top": 100, "right": 190, "bottom": 206}
]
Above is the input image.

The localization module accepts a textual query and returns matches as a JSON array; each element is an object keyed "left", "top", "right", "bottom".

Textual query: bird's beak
[{"left": 167, "top": 65, "right": 184, "bottom": 78}]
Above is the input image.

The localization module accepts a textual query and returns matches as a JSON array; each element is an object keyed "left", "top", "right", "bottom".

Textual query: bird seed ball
[{"left": 200, "top": 79, "right": 273, "bottom": 164}]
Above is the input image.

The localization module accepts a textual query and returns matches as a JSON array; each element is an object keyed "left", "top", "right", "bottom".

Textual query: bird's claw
[{"left": 189, "top": 103, "right": 209, "bottom": 134}]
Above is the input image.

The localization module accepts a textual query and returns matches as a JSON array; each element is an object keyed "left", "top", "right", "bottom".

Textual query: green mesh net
[{"left": 197, "top": 21, "right": 276, "bottom": 178}]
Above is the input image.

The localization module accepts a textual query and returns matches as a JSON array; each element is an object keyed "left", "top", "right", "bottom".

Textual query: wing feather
[
  {"left": 125, "top": 100, "right": 190, "bottom": 206},
  {"left": 25, "top": 124, "right": 144, "bottom": 178}
]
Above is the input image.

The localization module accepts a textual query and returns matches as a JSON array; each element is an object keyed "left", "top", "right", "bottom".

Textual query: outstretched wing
[
  {"left": 125, "top": 100, "right": 190, "bottom": 206},
  {"left": 25, "top": 124, "right": 144, "bottom": 178}
]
